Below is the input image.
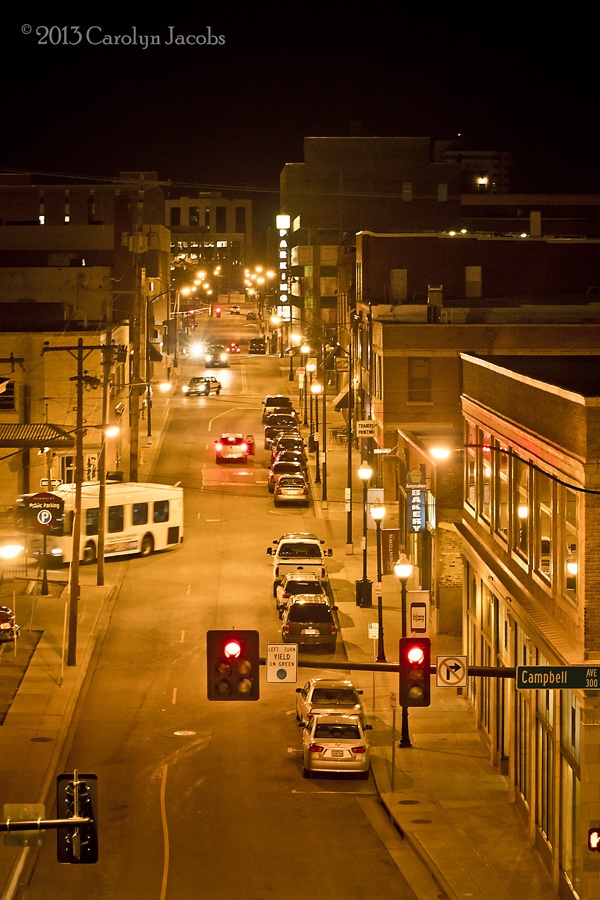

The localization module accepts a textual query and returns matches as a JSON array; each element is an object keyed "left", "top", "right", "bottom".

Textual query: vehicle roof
[
  {"left": 264, "top": 394, "right": 292, "bottom": 402},
  {"left": 305, "top": 678, "right": 357, "bottom": 690},
  {"left": 278, "top": 474, "right": 306, "bottom": 483},
  {"left": 310, "top": 713, "right": 363, "bottom": 725},
  {"left": 218, "top": 433, "right": 244, "bottom": 440},
  {"left": 276, "top": 532, "right": 320, "bottom": 542}
]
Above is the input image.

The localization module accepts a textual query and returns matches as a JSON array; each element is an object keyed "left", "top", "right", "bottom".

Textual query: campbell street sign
[{"left": 517, "top": 665, "right": 600, "bottom": 690}]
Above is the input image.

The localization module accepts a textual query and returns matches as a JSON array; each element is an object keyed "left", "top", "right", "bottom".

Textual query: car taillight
[
  {"left": 215, "top": 443, "right": 223, "bottom": 452},
  {"left": 275, "top": 566, "right": 280, "bottom": 577},
  {"left": 330, "top": 625, "right": 337, "bottom": 635},
  {"left": 241, "top": 443, "right": 248, "bottom": 452},
  {"left": 308, "top": 744, "right": 324, "bottom": 753},
  {"left": 283, "top": 624, "right": 290, "bottom": 634},
  {"left": 321, "top": 568, "right": 326, "bottom": 578},
  {"left": 352, "top": 746, "right": 367, "bottom": 754}
]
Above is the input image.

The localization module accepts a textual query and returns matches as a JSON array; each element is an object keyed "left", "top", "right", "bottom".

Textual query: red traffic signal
[
  {"left": 399, "top": 637, "right": 431, "bottom": 707},
  {"left": 206, "top": 630, "right": 260, "bottom": 701}
]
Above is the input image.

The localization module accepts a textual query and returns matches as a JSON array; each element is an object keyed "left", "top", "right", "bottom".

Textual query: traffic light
[
  {"left": 399, "top": 637, "right": 431, "bottom": 707},
  {"left": 589, "top": 827, "right": 600, "bottom": 851},
  {"left": 56, "top": 773, "right": 98, "bottom": 863},
  {"left": 206, "top": 630, "right": 260, "bottom": 701}
]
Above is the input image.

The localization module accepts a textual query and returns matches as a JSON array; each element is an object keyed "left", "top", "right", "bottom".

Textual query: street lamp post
[
  {"left": 300, "top": 343, "right": 311, "bottom": 424},
  {"left": 370, "top": 500, "right": 386, "bottom": 661},
  {"left": 311, "top": 382, "right": 322, "bottom": 483},
  {"left": 306, "top": 362, "right": 316, "bottom": 431},
  {"left": 395, "top": 553, "right": 414, "bottom": 747},
  {"left": 355, "top": 460, "right": 373, "bottom": 607}
]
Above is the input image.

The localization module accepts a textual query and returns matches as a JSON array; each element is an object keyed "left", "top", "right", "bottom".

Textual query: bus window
[
  {"left": 132, "top": 502, "right": 148, "bottom": 526},
  {"left": 108, "top": 505, "right": 124, "bottom": 533},
  {"left": 153, "top": 500, "right": 169, "bottom": 523},
  {"left": 86, "top": 507, "right": 99, "bottom": 536}
]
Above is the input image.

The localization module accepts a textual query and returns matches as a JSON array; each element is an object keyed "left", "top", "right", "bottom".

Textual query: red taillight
[
  {"left": 352, "top": 746, "right": 367, "bottom": 754},
  {"left": 308, "top": 744, "right": 324, "bottom": 754},
  {"left": 321, "top": 568, "right": 326, "bottom": 578},
  {"left": 282, "top": 592, "right": 290, "bottom": 599},
  {"left": 241, "top": 443, "right": 248, "bottom": 453},
  {"left": 215, "top": 442, "right": 223, "bottom": 452},
  {"left": 283, "top": 624, "right": 290, "bottom": 634},
  {"left": 330, "top": 625, "right": 337, "bottom": 635}
]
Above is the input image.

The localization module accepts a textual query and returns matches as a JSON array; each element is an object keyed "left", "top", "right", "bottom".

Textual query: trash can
[{"left": 355, "top": 579, "right": 373, "bottom": 607}]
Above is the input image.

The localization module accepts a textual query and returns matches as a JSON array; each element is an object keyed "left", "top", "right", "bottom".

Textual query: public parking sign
[{"left": 26, "top": 492, "right": 64, "bottom": 532}]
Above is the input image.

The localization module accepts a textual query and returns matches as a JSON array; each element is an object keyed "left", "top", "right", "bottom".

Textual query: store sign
[{"left": 406, "top": 466, "right": 427, "bottom": 534}]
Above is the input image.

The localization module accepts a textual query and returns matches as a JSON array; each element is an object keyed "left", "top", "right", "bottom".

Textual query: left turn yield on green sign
[{"left": 266, "top": 644, "right": 298, "bottom": 683}]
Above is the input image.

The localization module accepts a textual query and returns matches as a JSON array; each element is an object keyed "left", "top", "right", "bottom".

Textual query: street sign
[
  {"left": 436, "top": 655, "right": 468, "bottom": 688},
  {"left": 408, "top": 591, "right": 429, "bottom": 636},
  {"left": 517, "top": 665, "right": 600, "bottom": 690},
  {"left": 26, "top": 492, "right": 64, "bottom": 532},
  {"left": 357, "top": 420, "right": 376, "bottom": 438},
  {"left": 368, "top": 622, "right": 379, "bottom": 640},
  {"left": 40, "top": 479, "right": 62, "bottom": 488},
  {"left": 266, "top": 644, "right": 298, "bottom": 683}
]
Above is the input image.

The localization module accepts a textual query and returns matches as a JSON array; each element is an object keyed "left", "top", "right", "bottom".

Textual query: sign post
[{"left": 26, "top": 492, "right": 64, "bottom": 596}]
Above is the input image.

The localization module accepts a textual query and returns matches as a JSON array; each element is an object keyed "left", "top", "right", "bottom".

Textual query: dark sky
[{"left": 1, "top": 16, "right": 598, "bottom": 249}]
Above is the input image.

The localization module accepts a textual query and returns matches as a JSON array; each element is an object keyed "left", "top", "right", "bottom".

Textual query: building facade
[{"left": 457, "top": 354, "right": 600, "bottom": 899}]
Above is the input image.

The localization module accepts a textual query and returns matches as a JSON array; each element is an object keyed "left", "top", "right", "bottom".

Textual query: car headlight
[{"left": 182, "top": 385, "right": 189, "bottom": 393}]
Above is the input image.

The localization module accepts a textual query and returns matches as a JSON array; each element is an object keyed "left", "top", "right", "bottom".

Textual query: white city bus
[{"left": 16, "top": 481, "right": 184, "bottom": 566}]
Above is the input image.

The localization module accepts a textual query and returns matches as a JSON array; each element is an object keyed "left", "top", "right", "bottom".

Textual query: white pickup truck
[{"left": 267, "top": 532, "right": 333, "bottom": 596}]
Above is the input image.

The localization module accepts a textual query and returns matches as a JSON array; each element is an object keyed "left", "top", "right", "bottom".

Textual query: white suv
[{"left": 267, "top": 533, "right": 333, "bottom": 596}]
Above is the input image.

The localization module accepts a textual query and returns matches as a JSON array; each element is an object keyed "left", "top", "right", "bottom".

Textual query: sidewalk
[{"left": 304, "top": 397, "right": 556, "bottom": 900}]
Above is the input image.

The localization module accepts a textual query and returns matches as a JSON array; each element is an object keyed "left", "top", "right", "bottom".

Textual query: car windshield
[
  {"left": 287, "top": 581, "right": 322, "bottom": 594},
  {"left": 311, "top": 689, "right": 359, "bottom": 705},
  {"left": 279, "top": 478, "right": 305, "bottom": 487},
  {"left": 314, "top": 723, "right": 360, "bottom": 740},
  {"left": 288, "top": 604, "right": 331, "bottom": 622},
  {"left": 279, "top": 543, "right": 320, "bottom": 558}
]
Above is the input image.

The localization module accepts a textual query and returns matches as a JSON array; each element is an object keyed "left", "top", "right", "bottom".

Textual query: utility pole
[{"left": 42, "top": 340, "right": 104, "bottom": 665}]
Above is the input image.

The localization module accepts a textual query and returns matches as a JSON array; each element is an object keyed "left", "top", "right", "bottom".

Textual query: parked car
[
  {"left": 248, "top": 337, "right": 266, "bottom": 354},
  {"left": 262, "top": 394, "right": 294, "bottom": 424},
  {"left": 267, "top": 534, "right": 333, "bottom": 594},
  {"left": 300, "top": 714, "right": 372, "bottom": 779},
  {"left": 268, "top": 460, "right": 304, "bottom": 493},
  {"left": 270, "top": 434, "right": 307, "bottom": 465},
  {"left": 264, "top": 414, "right": 299, "bottom": 449},
  {"left": 246, "top": 310, "right": 258, "bottom": 321},
  {"left": 204, "top": 345, "right": 229, "bottom": 368},
  {"left": 272, "top": 449, "right": 307, "bottom": 471},
  {"left": 230, "top": 305, "right": 241, "bottom": 314},
  {"left": 0, "top": 606, "right": 20, "bottom": 641},
  {"left": 182, "top": 375, "right": 222, "bottom": 396},
  {"left": 273, "top": 474, "right": 309, "bottom": 508},
  {"left": 215, "top": 433, "right": 251, "bottom": 463},
  {"left": 275, "top": 572, "right": 328, "bottom": 616},
  {"left": 295, "top": 678, "right": 365, "bottom": 724},
  {"left": 281, "top": 597, "right": 338, "bottom": 652}
]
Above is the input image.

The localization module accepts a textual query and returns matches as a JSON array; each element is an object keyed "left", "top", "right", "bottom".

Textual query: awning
[
  {"left": 0, "top": 423, "right": 75, "bottom": 449},
  {"left": 333, "top": 385, "right": 349, "bottom": 411}
]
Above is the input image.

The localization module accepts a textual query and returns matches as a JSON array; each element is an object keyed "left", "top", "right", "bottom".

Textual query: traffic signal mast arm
[{"left": 256, "top": 658, "right": 517, "bottom": 677}]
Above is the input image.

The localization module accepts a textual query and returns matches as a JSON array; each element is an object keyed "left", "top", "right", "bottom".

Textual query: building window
[
  {"left": 465, "top": 265, "right": 482, "bottom": 299},
  {"left": 513, "top": 456, "right": 530, "bottom": 561},
  {"left": 402, "top": 182, "right": 413, "bottom": 202},
  {"left": 235, "top": 206, "right": 246, "bottom": 233},
  {"left": 437, "top": 182, "right": 448, "bottom": 201},
  {"left": 205, "top": 207, "right": 211, "bottom": 229},
  {"left": 535, "top": 470, "right": 553, "bottom": 584},
  {"left": 563, "top": 488, "right": 578, "bottom": 601},
  {"left": 494, "top": 442, "right": 509, "bottom": 542},
  {"left": 216, "top": 206, "right": 226, "bottom": 232},
  {"left": 479, "top": 432, "right": 492, "bottom": 523},
  {"left": 465, "top": 421, "right": 477, "bottom": 512},
  {"left": 559, "top": 693, "right": 580, "bottom": 892},
  {"left": 407, "top": 358, "right": 430, "bottom": 402},
  {"left": 170, "top": 207, "right": 181, "bottom": 227},
  {"left": 0, "top": 381, "right": 16, "bottom": 411},
  {"left": 189, "top": 206, "right": 200, "bottom": 226}
]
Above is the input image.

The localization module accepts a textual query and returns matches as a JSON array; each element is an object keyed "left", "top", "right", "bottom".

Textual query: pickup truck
[{"left": 267, "top": 532, "right": 333, "bottom": 596}]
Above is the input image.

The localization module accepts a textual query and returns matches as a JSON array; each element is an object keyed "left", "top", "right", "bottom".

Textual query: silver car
[
  {"left": 295, "top": 678, "right": 365, "bottom": 724},
  {"left": 273, "top": 474, "right": 309, "bottom": 508},
  {"left": 275, "top": 572, "right": 329, "bottom": 616},
  {"left": 300, "top": 714, "right": 372, "bottom": 779}
]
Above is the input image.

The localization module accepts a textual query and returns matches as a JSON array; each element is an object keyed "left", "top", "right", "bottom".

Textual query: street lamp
[
  {"left": 356, "top": 460, "right": 373, "bottom": 607},
  {"left": 394, "top": 553, "right": 414, "bottom": 747},
  {"left": 311, "top": 381, "right": 322, "bottom": 483},
  {"left": 300, "top": 344, "right": 311, "bottom": 424},
  {"left": 370, "top": 500, "right": 386, "bottom": 661}
]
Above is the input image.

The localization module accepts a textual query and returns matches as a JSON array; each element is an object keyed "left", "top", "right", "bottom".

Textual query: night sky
[{"left": 1, "top": 15, "right": 598, "bottom": 251}]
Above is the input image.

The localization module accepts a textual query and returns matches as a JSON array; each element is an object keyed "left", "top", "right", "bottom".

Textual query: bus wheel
[
  {"left": 140, "top": 534, "right": 154, "bottom": 557},
  {"left": 83, "top": 542, "right": 97, "bottom": 565}
]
